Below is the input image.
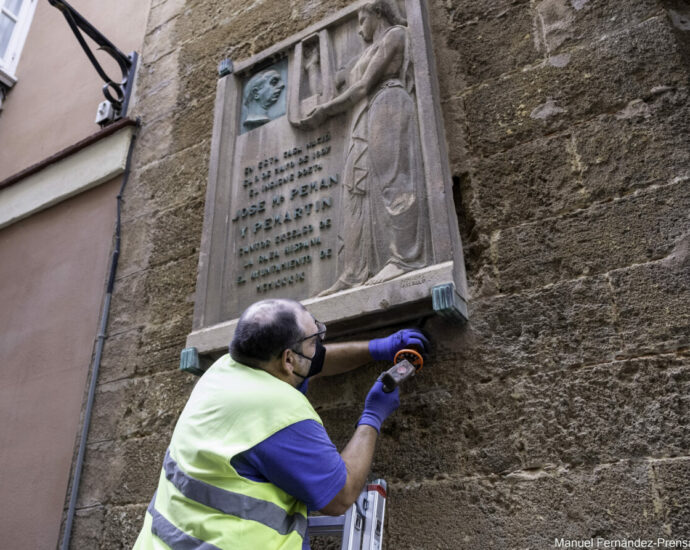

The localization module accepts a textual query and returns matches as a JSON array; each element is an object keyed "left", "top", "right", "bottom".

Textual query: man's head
[
  {"left": 243, "top": 69, "right": 285, "bottom": 110},
  {"left": 229, "top": 299, "right": 326, "bottom": 385}
]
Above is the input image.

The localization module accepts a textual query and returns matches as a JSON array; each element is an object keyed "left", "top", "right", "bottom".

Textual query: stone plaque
[{"left": 188, "top": 0, "right": 468, "bottom": 355}]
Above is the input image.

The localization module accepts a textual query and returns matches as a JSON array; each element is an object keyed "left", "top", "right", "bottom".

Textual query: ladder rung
[{"left": 308, "top": 514, "right": 347, "bottom": 536}]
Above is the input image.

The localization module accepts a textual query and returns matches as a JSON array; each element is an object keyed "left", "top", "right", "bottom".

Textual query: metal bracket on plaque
[
  {"left": 218, "top": 58, "right": 233, "bottom": 78},
  {"left": 180, "top": 347, "right": 213, "bottom": 376},
  {"left": 432, "top": 283, "right": 468, "bottom": 324}
]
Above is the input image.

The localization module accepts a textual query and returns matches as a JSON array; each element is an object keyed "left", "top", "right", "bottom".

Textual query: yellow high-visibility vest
[{"left": 133, "top": 354, "right": 323, "bottom": 549}]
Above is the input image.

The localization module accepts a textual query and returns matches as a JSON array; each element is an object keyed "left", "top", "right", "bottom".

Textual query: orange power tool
[{"left": 380, "top": 348, "right": 424, "bottom": 393}]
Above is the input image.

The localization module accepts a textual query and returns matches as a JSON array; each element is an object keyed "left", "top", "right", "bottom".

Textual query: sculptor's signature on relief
[{"left": 400, "top": 276, "right": 426, "bottom": 288}]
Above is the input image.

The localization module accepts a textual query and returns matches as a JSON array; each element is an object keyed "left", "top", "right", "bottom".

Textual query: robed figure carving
[{"left": 294, "top": 0, "right": 432, "bottom": 296}]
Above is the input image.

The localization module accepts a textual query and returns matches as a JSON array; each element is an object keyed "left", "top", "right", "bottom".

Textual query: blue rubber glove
[
  {"left": 357, "top": 380, "right": 400, "bottom": 432},
  {"left": 368, "top": 329, "right": 430, "bottom": 361}
]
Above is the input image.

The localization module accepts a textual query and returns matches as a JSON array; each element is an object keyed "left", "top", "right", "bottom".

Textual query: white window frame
[{"left": 0, "top": 0, "right": 38, "bottom": 88}]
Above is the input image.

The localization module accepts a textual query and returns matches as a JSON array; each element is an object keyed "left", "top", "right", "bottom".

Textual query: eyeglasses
[{"left": 294, "top": 318, "right": 327, "bottom": 344}]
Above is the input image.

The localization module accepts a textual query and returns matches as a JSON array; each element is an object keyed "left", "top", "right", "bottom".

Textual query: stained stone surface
[{"left": 66, "top": 0, "right": 690, "bottom": 548}]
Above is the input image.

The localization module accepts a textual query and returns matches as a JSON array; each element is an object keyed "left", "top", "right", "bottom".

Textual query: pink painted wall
[
  {"left": 0, "top": 0, "right": 150, "bottom": 180},
  {"left": 0, "top": 177, "right": 120, "bottom": 549}
]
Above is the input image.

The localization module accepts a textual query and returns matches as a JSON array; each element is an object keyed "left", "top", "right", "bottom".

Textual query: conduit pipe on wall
[{"left": 61, "top": 119, "right": 140, "bottom": 550}]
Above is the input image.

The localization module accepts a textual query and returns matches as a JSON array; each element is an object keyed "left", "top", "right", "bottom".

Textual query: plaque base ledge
[{"left": 186, "top": 261, "right": 466, "bottom": 358}]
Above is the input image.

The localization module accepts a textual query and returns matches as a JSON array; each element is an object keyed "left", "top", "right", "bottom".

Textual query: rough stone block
[
  {"left": 427, "top": 11, "right": 466, "bottom": 102},
  {"left": 109, "top": 255, "right": 197, "bottom": 335},
  {"left": 652, "top": 459, "right": 690, "bottom": 538},
  {"left": 577, "top": 88, "right": 690, "bottom": 203},
  {"left": 142, "top": 15, "right": 178, "bottom": 65},
  {"left": 439, "top": 85, "right": 471, "bottom": 175},
  {"left": 137, "top": 317, "right": 195, "bottom": 375},
  {"left": 108, "top": 270, "right": 151, "bottom": 335},
  {"left": 100, "top": 317, "right": 191, "bottom": 383},
  {"left": 466, "top": 356, "right": 690, "bottom": 474},
  {"left": 120, "top": 201, "right": 204, "bottom": 277},
  {"left": 146, "top": 0, "right": 184, "bottom": 35},
  {"left": 99, "top": 327, "right": 142, "bottom": 383},
  {"left": 169, "top": 93, "right": 216, "bottom": 159},
  {"left": 123, "top": 142, "right": 209, "bottom": 221},
  {"left": 609, "top": 239, "right": 690, "bottom": 356},
  {"left": 372, "top": 388, "right": 466, "bottom": 481},
  {"left": 385, "top": 461, "right": 664, "bottom": 549},
  {"left": 90, "top": 370, "right": 194, "bottom": 443},
  {"left": 469, "top": 88, "right": 690, "bottom": 231},
  {"left": 345, "top": 355, "right": 690, "bottom": 480},
  {"left": 131, "top": 51, "right": 180, "bottom": 122},
  {"left": 532, "top": 0, "right": 662, "bottom": 56},
  {"left": 463, "top": 16, "right": 687, "bottom": 156},
  {"left": 78, "top": 435, "right": 168, "bottom": 508},
  {"left": 470, "top": 130, "right": 579, "bottom": 231},
  {"left": 134, "top": 115, "right": 176, "bottom": 170},
  {"left": 148, "top": 201, "right": 205, "bottom": 267},
  {"left": 458, "top": 275, "right": 621, "bottom": 373},
  {"left": 447, "top": 3, "right": 538, "bottom": 86},
  {"left": 446, "top": 0, "right": 531, "bottom": 26},
  {"left": 68, "top": 505, "right": 105, "bottom": 550},
  {"left": 102, "top": 504, "right": 148, "bottom": 549},
  {"left": 494, "top": 180, "right": 690, "bottom": 293},
  {"left": 144, "top": 255, "right": 198, "bottom": 326},
  {"left": 117, "top": 215, "right": 154, "bottom": 279}
]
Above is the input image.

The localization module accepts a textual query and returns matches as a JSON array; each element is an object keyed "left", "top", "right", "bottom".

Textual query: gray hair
[{"left": 229, "top": 299, "right": 306, "bottom": 364}]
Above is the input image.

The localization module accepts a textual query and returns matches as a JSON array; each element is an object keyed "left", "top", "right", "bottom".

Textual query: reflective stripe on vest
[
  {"left": 163, "top": 449, "right": 308, "bottom": 539},
  {"left": 148, "top": 491, "right": 222, "bottom": 550}
]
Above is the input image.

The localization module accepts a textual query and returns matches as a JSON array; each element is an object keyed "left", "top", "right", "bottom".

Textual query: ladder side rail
[
  {"left": 361, "top": 480, "right": 387, "bottom": 550},
  {"left": 341, "top": 502, "right": 363, "bottom": 550}
]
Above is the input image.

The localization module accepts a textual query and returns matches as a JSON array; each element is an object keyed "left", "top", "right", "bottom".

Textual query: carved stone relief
[
  {"left": 290, "top": 1, "right": 431, "bottom": 296},
  {"left": 189, "top": 0, "right": 468, "bottom": 352},
  {"left": 240, "top": 59, "right": 288, "bottom": 133}
]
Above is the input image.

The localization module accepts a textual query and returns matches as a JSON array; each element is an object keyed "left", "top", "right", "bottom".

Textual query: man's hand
[
  {"left": 368, "top": 329, "right": 430, "bottom": 362},
  {"left": 357, "top": 380, "right": 400, "bottom": 432}
]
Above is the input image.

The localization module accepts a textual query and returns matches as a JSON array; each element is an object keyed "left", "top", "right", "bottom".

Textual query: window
[{"left": 0, "top": 0, "right": 37, "bottom": 88}]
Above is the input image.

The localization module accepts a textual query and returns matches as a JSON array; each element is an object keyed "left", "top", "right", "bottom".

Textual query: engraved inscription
[{"left": 229, "top": 131, "right": 337, "bottom": 297}]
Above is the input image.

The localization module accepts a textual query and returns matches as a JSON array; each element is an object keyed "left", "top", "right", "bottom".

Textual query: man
[
  {"left": 134, "top": 298, "right": 429, "bottom": 549},
  {"left": 243, "top": 69, "right": 286, "bottom": 130}
]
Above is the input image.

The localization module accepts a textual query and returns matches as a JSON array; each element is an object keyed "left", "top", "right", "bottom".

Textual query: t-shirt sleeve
[{"left": 236, "top": 419, "right": 347, "bottom": 511}]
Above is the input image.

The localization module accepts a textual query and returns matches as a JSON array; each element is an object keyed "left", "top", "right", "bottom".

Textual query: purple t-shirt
[{"left": 230, "top": 418, "right": 347, "bottom": 549}]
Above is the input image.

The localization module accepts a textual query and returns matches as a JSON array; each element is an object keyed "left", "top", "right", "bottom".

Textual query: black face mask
[{"left": 291, "top": 339, "right": 326, "bottom": 379}]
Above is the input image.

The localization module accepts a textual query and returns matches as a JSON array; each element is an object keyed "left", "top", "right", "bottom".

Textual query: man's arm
[
  {"left": 319, "top": 329, "right": 430, "bottom": 378},
  {"left": 320, "top": 341, "right": 370, "bottom": 377},
  {"left": 319, "top": 424, "right": 378, "bottom": 515},
  {"left": 319, "top": 380, "right": 400, "bottom": 516}
]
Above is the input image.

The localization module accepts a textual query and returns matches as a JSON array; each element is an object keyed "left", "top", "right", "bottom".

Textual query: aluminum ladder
[{"left": 308, "top": 479, "right": 387, "bottom": 550}]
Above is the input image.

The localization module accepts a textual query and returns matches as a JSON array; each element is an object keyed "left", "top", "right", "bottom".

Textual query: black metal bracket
[
  {"left": 0, "top": 82, "right": 8, "bottom": 109},
  {"left": 48, "top": 0, "right": 138, "bottom": 120}
]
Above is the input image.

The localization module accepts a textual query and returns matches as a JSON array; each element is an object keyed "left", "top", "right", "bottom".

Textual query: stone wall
[{"left": 67, "top": 0, "right": 690, "bottom": 547}]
